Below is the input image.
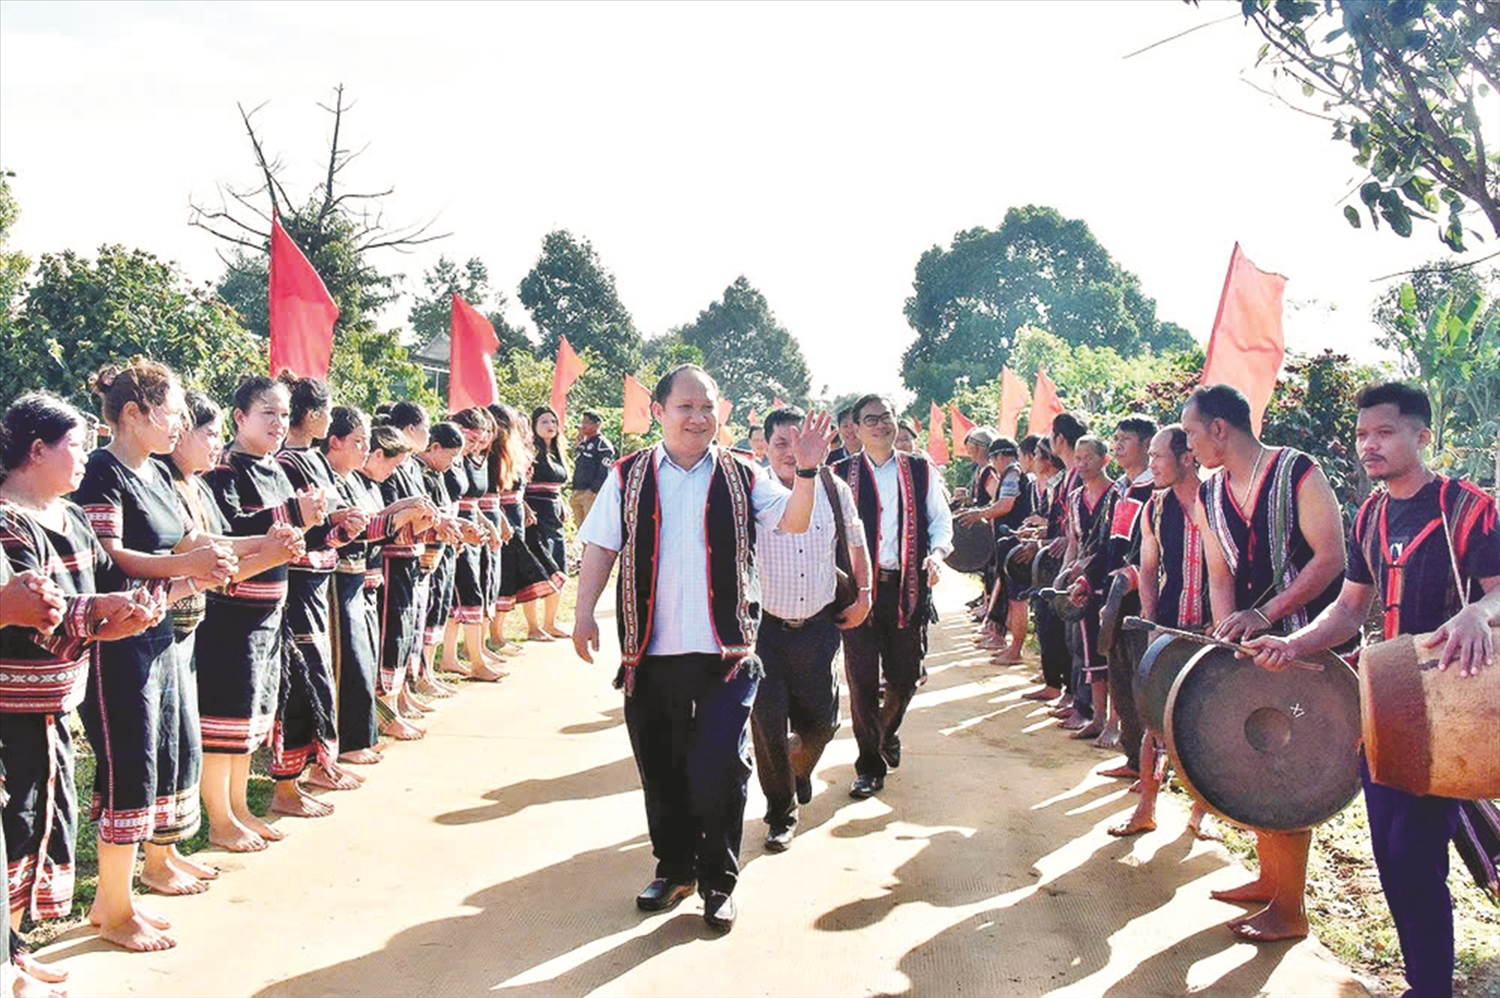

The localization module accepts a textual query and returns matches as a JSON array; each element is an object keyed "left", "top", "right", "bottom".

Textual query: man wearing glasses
[{"left": 833, "top": 395, "right": 953, "bottom": 798}]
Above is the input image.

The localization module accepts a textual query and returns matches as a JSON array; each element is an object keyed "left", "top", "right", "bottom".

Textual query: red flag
[
  {"left": 268, "top": 215, "right": 338, "bottom": 379},
  {"left": 1201, "top": 242, "right": 1286, "bottom": 435},
  {"left": 549, "top": 335, "right": 586, "bottom": 427},
  {"left": 1028, "top": 367, "right": 1065, "bottom": 439},
  {"left": 949, "top": 405, "right": 976, "bottom": 451},
  {"left": 927, "top": 401, "right": 949, "bottom": 465},
  {"left": 448, "top": 294, "right": 499, "bottom": 412},
  {"left": 717, "top": 397, "right": 735, "bottom": 448},
  {"left": 912, "top": 415, "right": 923, "bottom": 434},
  {"left": 998, "top": 365, "right": 1030, "bottom": 439},
  {"left": 622, "top": 374, "right": 651, "bottom": 434}
]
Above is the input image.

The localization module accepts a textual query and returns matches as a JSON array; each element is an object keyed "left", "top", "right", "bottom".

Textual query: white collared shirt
[
  {"left": 758, "top": 472, "right": 865, "bottom": 621},
  {"left": 861, "top": 452, "right": 955, "bottom": 571},
  {"left": 577, "top": 443, "right": 791, "bottom": 656}
]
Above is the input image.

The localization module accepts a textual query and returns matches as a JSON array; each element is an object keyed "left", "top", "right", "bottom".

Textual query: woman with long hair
[
  {"left": 523, "top": 405, "right": 570, "bottom": 640},
  {"left": 414, "top": 422, "right": 481, "bottom": 687},
  {"left": 1, "top": 391, "right": 161, "bottom": 970},
  {"left": 72, "top": 361, "right": 244, "bottom": 951},
  {"left": 441, "top": 408, "right": 505, "bottom": 680},
  {"left": 274, "top": 373, "right": 370, "bottom": 808},
  {"left": 321, "top": 407, "right": 433, "bottom": 761},
  {"left": 487, "top": 405, "right": 560, "bottom": 648},
  {"left": 200, "top": 376, "right": 325, "bottom": 853}
]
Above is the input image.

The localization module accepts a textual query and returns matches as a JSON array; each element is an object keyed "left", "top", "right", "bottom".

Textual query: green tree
[
  {"left": 408, "top": 255, "right": 533, "bottom": 358},
  {"left": 901, "top": 205, "right": 1194, "bottom": 405},
  {"left": 0, "top": 172, "right": 29, "bottom": 331},
  {"left": 675, "top": 276, "right": 812, "bottom": 413},
  {"left": 192, "top": 87, "right": 441, "bottom": 412},
  {"left": 0, "top": 245, "right": 262, "bottom": 411},
  {"left": 1238, "top": 0, "right": 1500, "bottom": 249},
  {"left": 518, "top": 230, "right": 641, "bottom": 396}
]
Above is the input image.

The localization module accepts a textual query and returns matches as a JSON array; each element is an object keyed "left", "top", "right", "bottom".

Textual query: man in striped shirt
[{"left": 751, "top": 407, "right": 872, "bottom": 853}]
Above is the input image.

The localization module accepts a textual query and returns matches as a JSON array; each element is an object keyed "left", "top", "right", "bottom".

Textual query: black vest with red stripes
[{"left": 834, "top": 451, "right": 933, "bottom": 629}]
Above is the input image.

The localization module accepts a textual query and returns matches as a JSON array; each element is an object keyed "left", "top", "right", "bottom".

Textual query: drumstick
[{"left": 1121, "top": 616, "right": 1325, "bottom": 673}]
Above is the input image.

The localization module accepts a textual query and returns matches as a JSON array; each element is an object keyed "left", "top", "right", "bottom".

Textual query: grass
[{"left": 1165, "top": 779, "right": 1500, "bottom": 997}]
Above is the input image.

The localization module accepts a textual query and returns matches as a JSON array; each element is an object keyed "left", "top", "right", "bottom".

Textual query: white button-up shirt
[
  {"left": 577, "top": 443, "right": 792, "bottom": 656},
  {"left": 861, "top": 452, "right": 955, "bottom": 570},
  {"left": 758, "top": 472, "right": 865, "bottom": 621}
]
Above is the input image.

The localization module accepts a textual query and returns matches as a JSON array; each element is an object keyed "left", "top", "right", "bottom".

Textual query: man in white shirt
[
  {"left": 572, "top": 365, "right": 831, "bottom": 933},
  {"left": 832, "top": 394, "right": 954, "bottom": 798},
  {"left": 752, "top": 406, "right": 872, "bottom": 853}
]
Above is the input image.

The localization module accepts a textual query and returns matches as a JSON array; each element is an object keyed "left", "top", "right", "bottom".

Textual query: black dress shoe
[
  {"left": 881, "top": 737, "right": 902, "bottom": 770},
  {"left": 795, "top": 775, "right": 813, "bottom": 805},
  {"left": 636, "top": 878, "right": 696, "bottom": 912},
  {"left": 849, "top": 774, "right": 884, "bottom": 798},
  {"left": 703, "top": 890, "right": 736, "bottom": 932},
  {"left": 765, "top": 826, "right": 794, "bottom": 853}
]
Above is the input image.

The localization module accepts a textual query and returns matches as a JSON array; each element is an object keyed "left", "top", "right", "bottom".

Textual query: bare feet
[
  {"left": 304, "top": 765, "right": 362, "bottom": 791},
  {"left": 1108, "top": 812, "right": 1157, "bottom": 837},
  {"left": 270, "top": 783, "right": 335, "bottom": 818},
  {"left": 494, "top": 641, "right": 524, "bottom": 656},
  {"left": 1211, "top": 878, "right": 1275, "bottom": 904},
  {"left": 1059, "top": 714, "right": 1090, "bottom": 731},
  {"left": 89, "top": 905, "right": 169, "bottom": 930},
  {"left": 1022, "top": 686, "right": 1059, "bottom": 701},
  {"left": 543, "top": 625, "right": 570, "bottom": 639},
  {"left": 993, "top": 650, "right": 1025, "bottom": 665},
  {"left": 380, "top": 716, "right": 426, "bottom": 740},
  {"left": 1069, "top": 720, "right": 1104, "bottom": 739},
  {"left": 140, "top": 864, "right": 210, "bottom": 896},
  {"left": 1188, "top": 813, "right": 1224, "bottom": 842},
  {"left": 14, "top": 953, "right": 68, "bottom": 984},
  {"left": 526, "top": 629, "right": 554, "bottom": 642},
  {"left": 414, "top": 678, "right": 455, "bottom": 699},
  {"left": 96, "top": 911, "right": 177, "bottom": 952},
  {"left": 339, "top": 747, "right": 384, "bottom": 765},
  {"left": 1098, "top": 763, "right": 1139, "bottom": 779},
  {"left": 14, "top": 965, "right": 68, "bottom": 998},
  {"left": 1047, "top": 705, "right": 1076, "bottom": 719},
  {"left": 208, "top": 819, "right": 267, "bottom": 852},
  {"left": 239, "top": 812, "right": 287, "bottom": 842},
  {"left": 1228, "top": 903, "right": 1309, "bottom": 942},
  {"left": 169, "top": 850, "right": 220, "bottom": 880},
  {"left": 1091, "top": 729, "right": 1121, "bottom": 749}
]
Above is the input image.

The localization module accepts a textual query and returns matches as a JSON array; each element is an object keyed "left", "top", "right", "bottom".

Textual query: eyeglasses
[{"left": 860, "top": 413, "right": 896, "bottom": 427}]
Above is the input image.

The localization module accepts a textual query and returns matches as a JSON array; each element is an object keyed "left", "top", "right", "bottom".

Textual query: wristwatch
[{"left": 795, "top": 466, "right": 821, "bottom": 479}]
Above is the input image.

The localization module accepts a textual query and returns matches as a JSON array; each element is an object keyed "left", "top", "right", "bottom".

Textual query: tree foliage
[
  {"left": 0, "top": 245, "right": 262, "bottom": 412},
  {"left": 1239, "top": 0, "right": 1500, "bottom": 250},
  {"left": 675, "top": 276, "right": 811, "bottom": 413},
  {"left": 901, "top": 205, "right": 1194, "bottom": 405},
  {"left": 0, "top": 172, "right": 29, "bottom": 328},
  {"left": 518, "top": 230, "right": 641, "bottom": 396},
  {"left": 408, "top": 255, "right": 533, "bottom": 359}
]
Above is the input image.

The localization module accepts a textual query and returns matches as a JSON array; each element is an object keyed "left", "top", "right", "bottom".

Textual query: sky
[{"left": 1, "top": 0, "right": 1492, "bottom": 403}]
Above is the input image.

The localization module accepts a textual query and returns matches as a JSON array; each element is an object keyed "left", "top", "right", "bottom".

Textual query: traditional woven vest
[
  {"left": 614, "top": 446, "right": 761, "bottom": 694},
  {"left": 1353, "top": 475, "right": 1496, "bottom": 640},
  {"left": 837, "top": 451, "right": 932, "bottom": 629},
  {"left": 1202, "top": 447, "right": 1312, "bottom": 629}
]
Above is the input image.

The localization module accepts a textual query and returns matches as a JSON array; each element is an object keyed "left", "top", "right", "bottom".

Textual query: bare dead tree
[{"left": 188, "top": 84, "right": 449, "bottom": 266}]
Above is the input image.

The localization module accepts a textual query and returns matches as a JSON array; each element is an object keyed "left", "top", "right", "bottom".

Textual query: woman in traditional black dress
[
  {"left": 274, "top": 374, "right": 370, "bottom": 811},
  {"left": 415, "top": 422, "right": 476, "bottom": 688},
  {"left": 1, "top": 392, "right": 162, "bottom": 967},
  {"left": 484, "top": 405, "right": 523, "bottom": 655},
  {"left": 441, "top": 408, "right": 505, "bottom": 680},
  {"left": 522, "top": 406, "right": 570, "bottom": 640},
  {"left": 489, "top": 405, "right": 559, "bottom": 647},
  {"left": 200, "top": 377, "right": 325, "bottom": 854},
  {"left": 73, "top": 362, "right": 243, "bottom": 950},
  {"left": 322, "top": 409, "right": 432, "bottom": 760}
]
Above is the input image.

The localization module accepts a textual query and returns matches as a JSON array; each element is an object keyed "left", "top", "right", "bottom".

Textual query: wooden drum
[{"left": 1359, "top": 628, "right": 1500, "bottom": 799}]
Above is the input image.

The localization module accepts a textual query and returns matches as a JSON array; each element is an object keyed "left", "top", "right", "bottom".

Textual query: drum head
[
  {"left": 1134, "top": 634, "right": 1199, "bottom": 736},
  {"left": 1165, "top": 646, "right": 1361, "bottom": 832},
  {"left": 947, "top": 518, "right": 995, "bottom": 574}
]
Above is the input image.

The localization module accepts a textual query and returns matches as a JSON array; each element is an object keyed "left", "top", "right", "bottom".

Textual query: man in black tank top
[
  {"left": 1244, "top": 384, "right": 1500, "bottom": 996},
  {"left": 1184, "top": 385, "right": 1347, "bottom": 945}
]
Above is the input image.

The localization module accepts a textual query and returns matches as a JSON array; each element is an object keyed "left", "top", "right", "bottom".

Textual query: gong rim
[
  {"left": 1133, "top": 634, "right": 1199, "bottom": 736},
  {"left": 1164, "top": 646, "right": 1361, "bottom": 832},
  {"left": 947, "top": 518, "right": 995, "bottom": 574}
]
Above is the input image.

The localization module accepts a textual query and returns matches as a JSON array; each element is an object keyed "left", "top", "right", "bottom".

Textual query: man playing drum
[{"left": 1245, "top": 382, "right": 1500, "bottom": 997}]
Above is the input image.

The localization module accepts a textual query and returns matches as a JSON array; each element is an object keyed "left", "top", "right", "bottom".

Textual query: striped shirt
[{"left": 757, "top": 472, "right": 865, "bottom": 621}]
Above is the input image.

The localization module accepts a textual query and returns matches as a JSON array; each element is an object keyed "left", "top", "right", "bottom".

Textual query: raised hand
[
  {"left": 1, "top": 571, "right": 66, "bottom": 633},
  {"left": 791, "top": 409, "right": 834, "bottom": 470}
]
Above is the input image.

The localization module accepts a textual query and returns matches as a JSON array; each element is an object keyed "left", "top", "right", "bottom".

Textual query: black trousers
[
  {"left": 751, "top": 613, "right": 841, "bottom": 829},
  {"left": 623, "top": 654, "right": 757, "bottom": 896},
  {"left": 1108, "top": 629, "right": 1148, "bottom": 769},
  {"left": 841, "top": 576, "right": 925, "bottom": 779},
  {"left": 1035, "top": 600, "right": 1070, "bottom": 691}
]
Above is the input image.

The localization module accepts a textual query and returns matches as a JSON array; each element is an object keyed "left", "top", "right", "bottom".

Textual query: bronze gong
[{"left": 1133, "top": 634, "right": 1199, "bottom": 736}]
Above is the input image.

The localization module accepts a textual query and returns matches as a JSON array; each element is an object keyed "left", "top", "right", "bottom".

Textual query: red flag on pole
[
  {"left": 268, "top": 215, "right": 338, "bottom": 379},
  {"left": 1028, "top": 366, "right": 1065, "bottom": 439},
  {"left": 622, "top": 374, "right": 651, "bottom": 434},
  {"left": 998, "top": 365, "right": 1030, "bottom": 439},
  {"left": 927, "top": 401, "right": 949, "bottom": 466},
  {"left": 1201, "top": 242, "right": 1286, "bottom": 435},
  {"left": 717, "top": 398, "right": 735, "bottom": 448},
  {"left": 448, "top": 294, "right": 499, "bottom": 412},
  {"left": 549, "top": 335, "right": 586, "bottom": 427},
  {"left": 949, "top": 405, "right": 976, "bottom": 451}
]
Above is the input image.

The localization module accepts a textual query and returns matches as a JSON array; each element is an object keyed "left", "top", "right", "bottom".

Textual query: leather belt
[
  {"left": 877, "top": 568, "right": 901, "bottom": 582},
  {"left": 764, "top": 604, "right": 834, "bottom": 629}
]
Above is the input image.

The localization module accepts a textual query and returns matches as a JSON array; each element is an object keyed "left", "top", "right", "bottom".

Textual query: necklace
[{"left": 1232, "top": 445, "right": 1267, "bottom": 513}]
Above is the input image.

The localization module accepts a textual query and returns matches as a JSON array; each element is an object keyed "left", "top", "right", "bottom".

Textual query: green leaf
[
  {"left": 1343, "top": 205, "right": 1362, "bottom": 228},
  {"left": 1302, "top": 79, "right": 1316, "bottom": 97},
  {"left": 1398, "top": 283, "right": 1416, "bottom": 313}
]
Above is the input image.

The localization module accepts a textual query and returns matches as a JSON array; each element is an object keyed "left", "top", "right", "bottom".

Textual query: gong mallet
[{"left": 1122, "top": 616, "right": 1325, "bottom": 673}]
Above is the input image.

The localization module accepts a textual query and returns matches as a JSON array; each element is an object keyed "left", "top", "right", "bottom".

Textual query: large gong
[
  {"left": 1164, "top": 645, "right": 1361, "bottom": 832},
  {"left": 947, "top": 518, "right": 995, "bottom": 574},
  {"left": 1133, "top": 634, "right": 1199, "bottom": 736}
]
